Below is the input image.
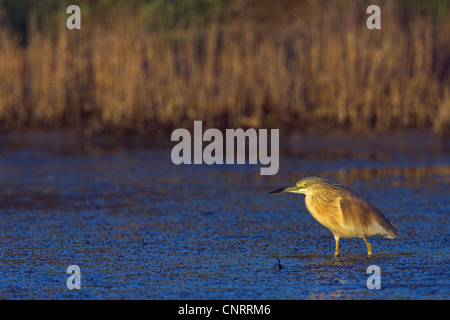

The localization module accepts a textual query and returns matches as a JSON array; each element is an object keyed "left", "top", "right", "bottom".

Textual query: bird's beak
[{"left": 269, "top": 183, "right": 300, "bottom": 194}]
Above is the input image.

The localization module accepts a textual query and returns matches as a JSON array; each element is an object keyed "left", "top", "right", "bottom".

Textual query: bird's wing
[{"left": 338, "top": 188, "right": 398, "bottom": 238}]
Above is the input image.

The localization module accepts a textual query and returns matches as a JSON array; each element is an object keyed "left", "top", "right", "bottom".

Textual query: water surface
[{"left": 0, "top": 131, "right": 448, "bottom": 299}]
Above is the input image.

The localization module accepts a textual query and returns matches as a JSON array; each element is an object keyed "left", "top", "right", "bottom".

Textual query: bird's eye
[{"left": 302, "top": 182, "right": 308, "bottom": 188}]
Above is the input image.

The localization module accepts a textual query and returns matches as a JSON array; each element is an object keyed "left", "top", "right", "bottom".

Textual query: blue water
[{"left": 0, "top": 131, "right": 448, "bottom": 299}]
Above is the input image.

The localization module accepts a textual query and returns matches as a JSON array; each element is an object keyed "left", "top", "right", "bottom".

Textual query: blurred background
[
  {"left": 0, "top": 0, "right": 449, "bottom": 137},
  {"left": 0, "top": 0, "right": 449, "bottom": 300}
]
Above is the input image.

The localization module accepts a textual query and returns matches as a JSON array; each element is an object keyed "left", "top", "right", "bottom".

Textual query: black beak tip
[{"left": 269, "top": 187, "right": 284, "bottom": 194}]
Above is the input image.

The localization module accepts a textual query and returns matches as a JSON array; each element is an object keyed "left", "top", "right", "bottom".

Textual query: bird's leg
[
  {"left": 361, "top": 236, "right": 372, "bottom": 256},
  {"left": 334, "top": 235, "right": 340, "bottom": 257}
]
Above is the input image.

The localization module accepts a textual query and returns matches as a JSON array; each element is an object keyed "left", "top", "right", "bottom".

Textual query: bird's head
[{"left": 269, "top": 176, "right": 335, "bottom": 196}]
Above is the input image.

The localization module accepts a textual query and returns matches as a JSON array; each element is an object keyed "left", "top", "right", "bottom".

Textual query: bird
[{"left": 270, "top": 176, "right": 398, "bottom": 256}]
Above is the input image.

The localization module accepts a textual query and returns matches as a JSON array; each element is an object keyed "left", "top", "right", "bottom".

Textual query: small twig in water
[{"left": 272, "top": 257, "right": 283, "bottom": 270}]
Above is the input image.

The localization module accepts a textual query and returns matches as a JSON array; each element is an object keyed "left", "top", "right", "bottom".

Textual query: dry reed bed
[{"left": 0, "top": 1, "right": 449, "bottom": 136}]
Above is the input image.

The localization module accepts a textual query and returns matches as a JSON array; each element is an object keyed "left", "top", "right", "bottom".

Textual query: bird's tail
[{"left": 384, "top": 220, "right": 399, "bottom": 239}]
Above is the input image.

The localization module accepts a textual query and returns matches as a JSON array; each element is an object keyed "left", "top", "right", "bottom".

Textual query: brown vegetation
[{"left": 0, "top": 0, "right": 449, "bottom": 136}]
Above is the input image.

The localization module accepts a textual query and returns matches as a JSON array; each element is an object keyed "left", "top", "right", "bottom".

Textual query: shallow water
[{"left": 0, "top": 131, "right": 448, "bottom": 299}]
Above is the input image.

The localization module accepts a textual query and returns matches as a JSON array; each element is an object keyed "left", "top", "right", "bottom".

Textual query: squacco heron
[{"left": 270, "top": 177, "right": 398, "bottom": 256}]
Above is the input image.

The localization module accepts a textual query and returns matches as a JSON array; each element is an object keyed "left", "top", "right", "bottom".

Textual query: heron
[{"left": 270, "top": 176, "right": 398, "bottom": 256}]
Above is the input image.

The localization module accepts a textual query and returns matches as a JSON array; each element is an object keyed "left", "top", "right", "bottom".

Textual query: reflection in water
[{"left": 324, "top": 165, "right": 450, "bottom": 186}]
